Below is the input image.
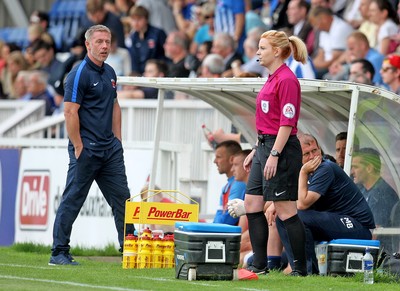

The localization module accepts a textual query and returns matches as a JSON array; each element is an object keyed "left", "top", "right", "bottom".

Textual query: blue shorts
[{"left": 246, "top": 135, "right": 302, "bottom": 201}]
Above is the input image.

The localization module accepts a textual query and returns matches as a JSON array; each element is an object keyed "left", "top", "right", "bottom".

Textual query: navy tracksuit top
[{"left": 64, "top": 55, "right": 118, "bottom": 150}]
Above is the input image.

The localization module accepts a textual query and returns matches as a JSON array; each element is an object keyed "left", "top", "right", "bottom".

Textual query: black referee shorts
[{"left": 246, "top": 135, "right": 302, "bottom": 201}]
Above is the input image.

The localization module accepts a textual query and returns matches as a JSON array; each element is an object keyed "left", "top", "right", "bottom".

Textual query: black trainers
[
  {"left": 289, "top": 270, "right": 307, "bottom": 276},
  {"left": 246, "top": 264, "right": 269, "bottom": 275},
  {"left": 49, "top": 253, "right": 79, "bottom": 266}
]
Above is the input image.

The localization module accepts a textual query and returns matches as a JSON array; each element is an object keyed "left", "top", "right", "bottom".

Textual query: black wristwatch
[{"left": 270, "top": 149, "right": 280, "bottom": 157}]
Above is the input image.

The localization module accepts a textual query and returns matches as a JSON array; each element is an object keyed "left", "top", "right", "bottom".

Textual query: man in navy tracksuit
[
  {"left": 277, "top": 134, "right": 375, "bottom": 274},
  {"left": 49, "top": 25, "right": 134, "bottom": 265}
]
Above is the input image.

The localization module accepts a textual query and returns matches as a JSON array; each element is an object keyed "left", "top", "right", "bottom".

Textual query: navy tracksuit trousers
[
  {"left": 51, "top": 139, "right": 133, "bottom": 255},
  {"left": 277, "top": 209, "right": 372, "bottom": 274}
]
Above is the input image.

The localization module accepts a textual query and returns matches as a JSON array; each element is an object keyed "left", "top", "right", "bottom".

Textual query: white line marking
[
  {"left": 139, "top": 276, "right": 218, "bottom": 286},
  {"left": 0, "top": 275, "right": 143, "bottom": 291},
  {"left": 0, "top": 265, "right": 218, "bottom": 287},
  {"left": 0, "top": 263, "right": 55, "bottom": 269},
  {"left": 0, "top": 264, "right": 268, "bottom": 290}
]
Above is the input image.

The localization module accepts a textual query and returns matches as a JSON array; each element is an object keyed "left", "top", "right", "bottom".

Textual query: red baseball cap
[{"left": 388, "top": 54, "right": 400, "bottom": 69}]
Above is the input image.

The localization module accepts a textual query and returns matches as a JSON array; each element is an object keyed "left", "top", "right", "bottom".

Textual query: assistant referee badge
[
  {"left": 111, "top": 79, "right": 116, "bottom": 89},
  {"left": 261, "top": 100, "right": 269, "bottom": 113},
  {"left": 283, "top": 103, "right": 295, "bottom": 118}
]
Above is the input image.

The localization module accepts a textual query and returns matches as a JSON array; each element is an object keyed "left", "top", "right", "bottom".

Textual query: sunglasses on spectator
[
  {"left": 204, "top": 15, "right": 214, "bottom": 19},
  {"left": 381, "top": 66, "right": 397, "bottom": 72}
]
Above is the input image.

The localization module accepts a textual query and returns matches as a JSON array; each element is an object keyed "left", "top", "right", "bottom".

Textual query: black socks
[
  {"left": 283, "top": 214, "right": 307, "bottom": 274},
  {"left": 246, "top": 211, "right": 268, "bottom": 269}
]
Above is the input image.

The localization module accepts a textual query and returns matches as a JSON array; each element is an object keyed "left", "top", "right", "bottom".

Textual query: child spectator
[{"left": 128, "top": 5, "right": 167, "bottom": 75}]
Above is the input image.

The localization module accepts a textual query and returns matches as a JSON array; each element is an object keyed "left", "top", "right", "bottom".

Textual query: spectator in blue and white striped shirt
[{"left": 214, "top": 0, "right": 246, "bottom": 55}]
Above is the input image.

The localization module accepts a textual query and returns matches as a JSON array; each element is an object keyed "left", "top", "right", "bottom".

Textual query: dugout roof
[{"left": 118, "top": 77, "right": 400, "bottom": 193}]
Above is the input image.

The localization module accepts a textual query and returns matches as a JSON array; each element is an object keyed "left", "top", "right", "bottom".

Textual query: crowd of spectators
[{"left": 2, "top": 0, "right": 400, "bottom": 105}]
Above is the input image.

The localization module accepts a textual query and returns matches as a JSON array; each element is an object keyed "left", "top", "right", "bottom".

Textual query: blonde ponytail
[
  {"left": 288, "top": 36, "right": 308, "bottom": 64},
  {"left": 261, "top": 30, "right": 308, "bottom": 64}
]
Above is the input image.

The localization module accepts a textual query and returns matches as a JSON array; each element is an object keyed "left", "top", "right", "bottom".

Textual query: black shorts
[{"left": 246, "top": 135, "right": 302, "bottom": 201}]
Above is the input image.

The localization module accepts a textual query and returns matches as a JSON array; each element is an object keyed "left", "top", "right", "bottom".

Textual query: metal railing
[
  {"left": 0, "top": 100, "right": 45, "bottom": 137},
  {"left": 0, "top": 99, "right": 231, "bottom": 214}
]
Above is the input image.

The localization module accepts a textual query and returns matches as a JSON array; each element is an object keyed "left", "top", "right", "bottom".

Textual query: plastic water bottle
[
  {"left": 141, "top": 227, "right": 152, "bottom": 238},
  {"left": 137, "top": 236, "right": 152, "bottom": 269},
  {"left": 163, "top": 234, "right": 175, "bottom": 268},
  {"left": 152, "top": 234, "right": 163, "bottom": 268},
  {"left": 363, "top": 247, "right": 374, "bottom": 284},
  {"left": 122, "top": 234, "right": 137, "bottom": 269},
  {"left": 201, "top": 124, "right": 217, "bottom": 149}
]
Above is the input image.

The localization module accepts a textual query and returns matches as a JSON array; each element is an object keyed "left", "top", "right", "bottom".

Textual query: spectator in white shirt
[{"left": 309, "top": 6, "right": 354, "bottom": 78}]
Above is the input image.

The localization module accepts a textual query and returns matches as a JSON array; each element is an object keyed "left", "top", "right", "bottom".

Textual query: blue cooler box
[
  {"left": 326, "top": 239, "right": 380, "bottom": 275},
  {"left": 174, "top": 222, "right": 241, "bottom": 281}
]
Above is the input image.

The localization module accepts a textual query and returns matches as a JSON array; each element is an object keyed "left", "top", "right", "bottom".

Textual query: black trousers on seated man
[{"left": 276, "top": 210, "right": 372, "bottom": 274}]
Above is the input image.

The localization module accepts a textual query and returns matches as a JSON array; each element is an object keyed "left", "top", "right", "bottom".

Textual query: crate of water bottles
[
  {"left": 122, "top": 189, "right": 199, "bottom": 269},
  {"left": 122, "top": 227, "right": 175, "bottom": 269}
]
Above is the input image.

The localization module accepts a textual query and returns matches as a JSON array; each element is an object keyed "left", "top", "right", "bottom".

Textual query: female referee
[{"left": 243, "top": 30, "right": 308, "bottom": 276}]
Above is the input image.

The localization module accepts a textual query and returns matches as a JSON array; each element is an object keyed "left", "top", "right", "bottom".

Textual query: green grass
[
  {"left": 0, "top": 243, "right": 399, "bottom": 291},
  {"left": 10, "top": 242, "right": 121, "bottom": 256}
]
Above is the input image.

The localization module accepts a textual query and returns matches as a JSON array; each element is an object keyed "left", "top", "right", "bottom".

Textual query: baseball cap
[{"left": 388, "top": 54, "right": 400, "bottom": 70}]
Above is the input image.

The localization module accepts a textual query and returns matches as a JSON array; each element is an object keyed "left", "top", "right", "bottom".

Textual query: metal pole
[
  {"left": 148, "top": 89, "right": 165, "bottom": 197},
  {"left": 344, "top": 85, "right": 360, "bottom": 175},
  {"left": 2, "top": 0, "right": 29, "bottom": 27}
]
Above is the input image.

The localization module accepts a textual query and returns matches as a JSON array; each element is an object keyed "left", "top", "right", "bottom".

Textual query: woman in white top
[{"left": 369, "top": 0, "right": 399, "bottom": 55}]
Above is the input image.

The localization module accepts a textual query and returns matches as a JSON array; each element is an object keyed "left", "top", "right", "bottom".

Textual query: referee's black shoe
[
  {"left": 289, "top": 270, "right": 307, "bottom": 276},
  {"left": 246, "top": 264, "right": 269, "bottom": 275}
]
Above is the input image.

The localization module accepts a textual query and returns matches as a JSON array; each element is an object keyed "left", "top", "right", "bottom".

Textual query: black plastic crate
[
  {"left": 325, "top": 239, "right": 380, "bottom": 275},
  {"left": 174, "top": 222, "right": 241, "bottom": 280}
]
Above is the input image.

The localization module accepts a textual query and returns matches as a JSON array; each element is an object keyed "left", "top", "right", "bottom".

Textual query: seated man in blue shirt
[
  {"left": 277, "top": 133, "right": 375, "bottom": 274},
  {"left": 213, "top": 140, "right": 246, "bottom": 226},
  {"left": 351, "top": 147, "right": 399, "bottom": 253}
]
